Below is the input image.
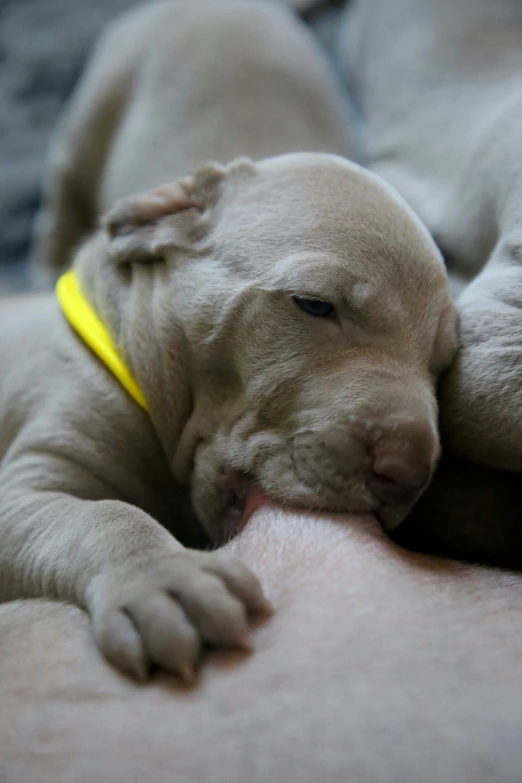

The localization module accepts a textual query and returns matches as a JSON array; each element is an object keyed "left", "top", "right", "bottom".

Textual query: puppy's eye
[{"left": 293, "top": 296, "right": 335, "bottom": 318}]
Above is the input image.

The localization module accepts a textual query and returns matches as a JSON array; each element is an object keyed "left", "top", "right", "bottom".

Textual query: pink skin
[{"left": 239, "top": 484, "right": 271, "bottom": 531}]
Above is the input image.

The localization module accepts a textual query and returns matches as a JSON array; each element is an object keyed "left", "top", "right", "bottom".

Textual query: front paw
[{"left": 87, "top": 550, "right": 271, "bottom": 682}]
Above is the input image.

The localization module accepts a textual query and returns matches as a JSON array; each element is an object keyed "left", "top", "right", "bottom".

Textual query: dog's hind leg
[{"left": 30, "top": 5, "right": 165, "bottom": 287}]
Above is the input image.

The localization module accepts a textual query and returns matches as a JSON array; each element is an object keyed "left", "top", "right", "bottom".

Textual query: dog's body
[
  {"left": 1, "top": 0, "right": 456, "bottom": 680},
  {"left": 4, "top": 508, "right": 522, "bottom": 782},
  {"left": 33, "top": 0, "right": 355, "bottom": 281},
  {"left": 342, "top": 0, "right": 522, "bottom": 471}
]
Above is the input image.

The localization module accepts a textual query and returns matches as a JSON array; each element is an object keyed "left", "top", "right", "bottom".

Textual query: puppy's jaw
[
  {"left": 189, "top": 446, "right": 419, "bottom": 543},
  {"left": 188, "top": 418, "right": 426, "bottom": 543}
]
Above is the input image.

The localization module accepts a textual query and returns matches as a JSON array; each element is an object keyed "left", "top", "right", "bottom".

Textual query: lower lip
[
  {"left": 237, "top": 486, "right": 389, "bottom": 533},
  {"left": 239, "top": 484, "right": 269, "bottom": 530}
]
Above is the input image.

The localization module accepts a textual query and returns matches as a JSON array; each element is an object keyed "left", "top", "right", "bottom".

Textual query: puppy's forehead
[{"left": 218, "top": 154, "right": 445, "bottom": 286}]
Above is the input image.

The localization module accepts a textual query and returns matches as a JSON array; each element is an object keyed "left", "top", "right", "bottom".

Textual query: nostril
[
  {"left": 371, "top": 455, "right": 431, "bottom": 500},
  {"left": 371, "top": 471, "right": 395, "bottom": 486},
  {"left": 370, "top": 418, "right": 436, "bottom": 505}
]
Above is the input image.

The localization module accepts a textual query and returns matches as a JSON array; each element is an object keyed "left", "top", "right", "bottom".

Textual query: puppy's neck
[{"left": 72, "top": 232, "right": 194, "bottom": 476}]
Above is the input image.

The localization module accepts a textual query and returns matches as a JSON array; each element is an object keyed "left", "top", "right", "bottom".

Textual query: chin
[{"left": 375, "top": 503, "right": 413, "bottom": 531}]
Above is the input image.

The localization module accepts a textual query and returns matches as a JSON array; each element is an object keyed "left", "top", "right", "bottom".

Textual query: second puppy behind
[{"left": 33, "top": 0, "right": 356, "bottom": 278}]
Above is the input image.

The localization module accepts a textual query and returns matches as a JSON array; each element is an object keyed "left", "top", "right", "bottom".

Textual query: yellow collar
[{"left": 56, "top": 269, "right": 148, "bottom": 411}]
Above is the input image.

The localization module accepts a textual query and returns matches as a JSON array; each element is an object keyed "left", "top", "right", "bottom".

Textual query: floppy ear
[{"left": 102, "top": 163, "right": 228, "bottom": 264}]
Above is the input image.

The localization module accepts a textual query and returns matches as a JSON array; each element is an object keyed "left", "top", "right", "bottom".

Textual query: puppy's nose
[{"left": 370, "top": 424, "right": 435, "bottom": 504}]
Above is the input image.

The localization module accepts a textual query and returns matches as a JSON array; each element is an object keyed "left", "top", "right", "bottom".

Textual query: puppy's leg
[
  {"left": 31, "top": 5, "right": 164, "bottom": 286},
  {"left": 0, "top": 464, "right": 268, "bottom": 682},
  {"left": 340, "top": 0, "right": 522, "bottom": 471},
  {"left": 434, "top": 108, "right": 522, "bottom": 472},
  {"left": 440, "top": 245, "right": 522, "bottom": 471}
]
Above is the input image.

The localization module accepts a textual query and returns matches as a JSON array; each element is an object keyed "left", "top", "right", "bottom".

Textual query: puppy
[
  {"left": 1, "top": 1, "right": 456, "bottom": 681},
  {"left": 341, "top": 0, "right": 522, "bottom": 472},
  {"left": 32, "top": 0, "right": 355, "bottom": 281}
]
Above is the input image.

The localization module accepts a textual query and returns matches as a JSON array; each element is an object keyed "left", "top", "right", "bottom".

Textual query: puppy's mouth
[
  {"left": 220, "top": 471, "right": 385, "bottom": 536},
  {"left": 221, "top": 473, "right": 257, "bottom": 538},
  {"left": 219, "top": 473, "right": 415, "bottom": 539}
]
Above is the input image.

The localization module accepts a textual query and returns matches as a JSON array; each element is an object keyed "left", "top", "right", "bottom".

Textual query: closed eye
[{"left": 293, "top": 296, "right": 335, "bottom": 318}]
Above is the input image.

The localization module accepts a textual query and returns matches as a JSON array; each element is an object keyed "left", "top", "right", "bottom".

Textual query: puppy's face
[{"left": 103, "top": 154, "right": 457, "bottom": 539}]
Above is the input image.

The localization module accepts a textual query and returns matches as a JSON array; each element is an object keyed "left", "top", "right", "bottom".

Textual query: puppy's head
[{"left": 101, "top": 153, "right": 457, "bottom": 538}]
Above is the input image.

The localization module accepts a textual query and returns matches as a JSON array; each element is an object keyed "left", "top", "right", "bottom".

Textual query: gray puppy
[
  {"left": 341, "top": 0, "right": 522, "bottom": 472},
  {"left": 1, "top": 1, "right": 456, "bottom": 680}
]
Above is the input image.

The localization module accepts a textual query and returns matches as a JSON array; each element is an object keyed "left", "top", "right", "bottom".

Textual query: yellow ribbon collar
[{"left": 56, "top": 270, "right": 148, "bottom": 411}]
